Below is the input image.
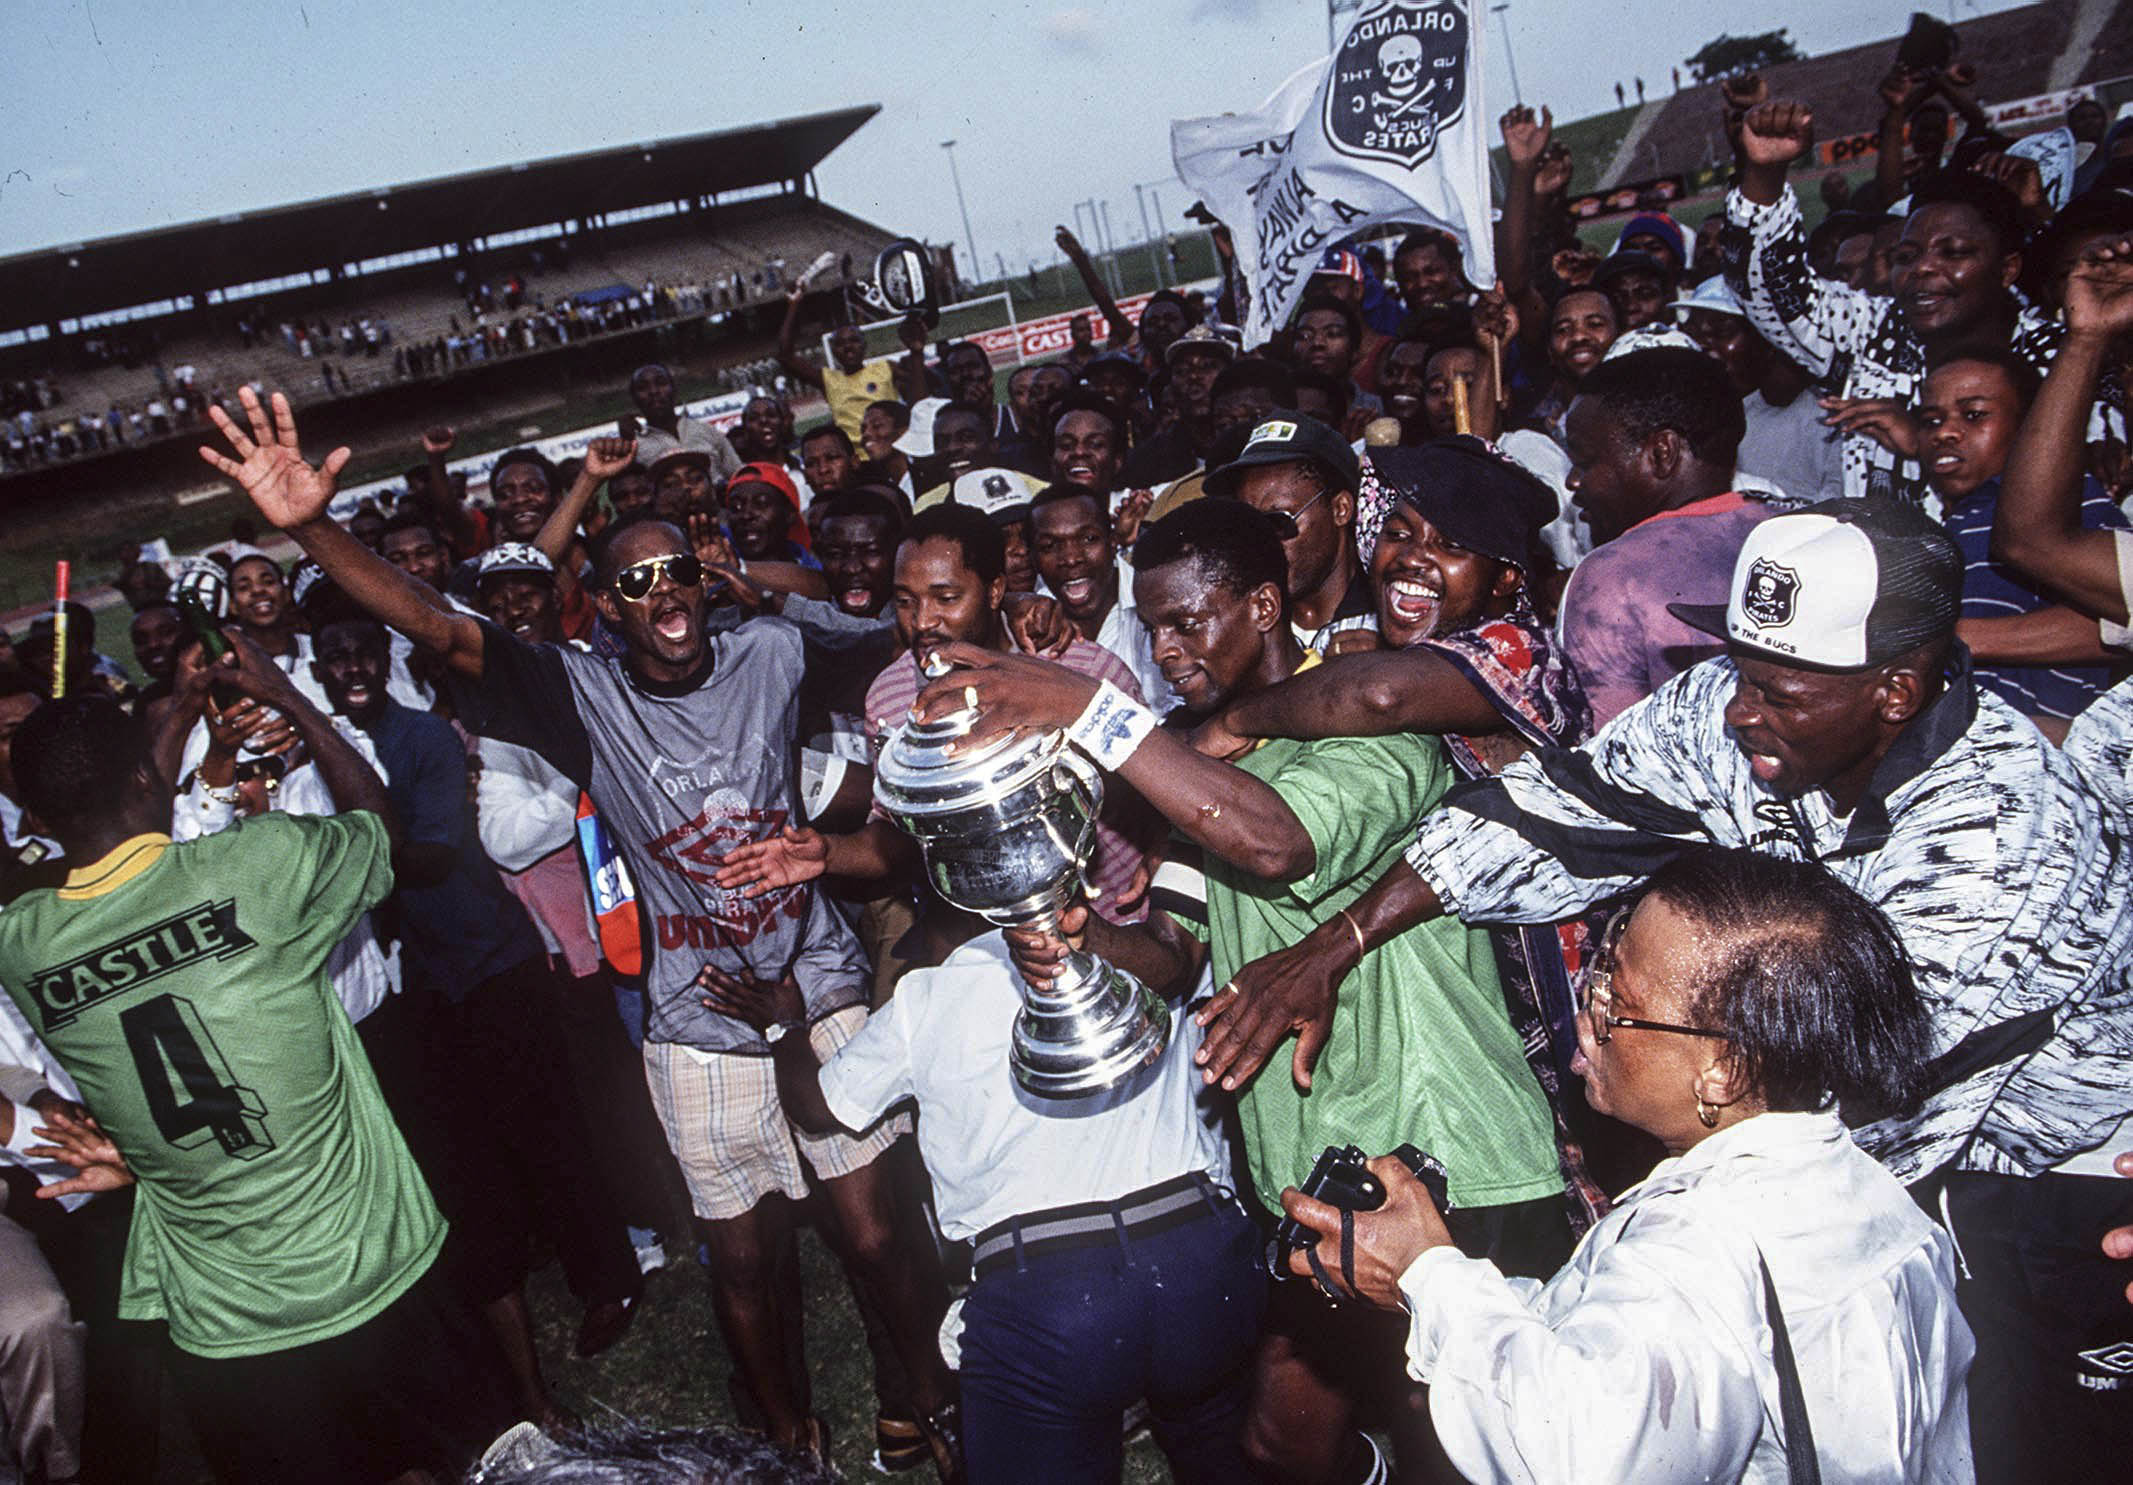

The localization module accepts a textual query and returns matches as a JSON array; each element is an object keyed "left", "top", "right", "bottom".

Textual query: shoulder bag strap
[{"left": 1758, "top": 1251, "right": 1822, "bottom": 1485}]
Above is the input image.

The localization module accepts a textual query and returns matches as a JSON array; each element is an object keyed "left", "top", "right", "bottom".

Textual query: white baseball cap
[{"left": 894, "top": 397, "right": 951, "bottom": 458}]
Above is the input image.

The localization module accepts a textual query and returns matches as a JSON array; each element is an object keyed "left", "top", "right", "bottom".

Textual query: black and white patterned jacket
[
  {"left": 1721, "top": 184, "right": 2066, "bottom": 507},
  {"left": 1406, "top": 654, "right": 2133, "bottom": 1185}
]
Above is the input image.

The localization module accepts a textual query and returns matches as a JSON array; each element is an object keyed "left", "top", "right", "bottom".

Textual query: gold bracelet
[{"left": 1336, "top": 907, "right": 1367, "bottom": 961}]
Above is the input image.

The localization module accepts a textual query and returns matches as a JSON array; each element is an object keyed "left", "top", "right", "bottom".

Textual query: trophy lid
[{"left": 872, "top": 700, "right": 1071, "bottom": 819}]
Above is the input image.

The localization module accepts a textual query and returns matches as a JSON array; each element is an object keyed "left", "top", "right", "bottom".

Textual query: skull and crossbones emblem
[{"left": 1370, "top": 34, "right": 1437, "bottom": 131}]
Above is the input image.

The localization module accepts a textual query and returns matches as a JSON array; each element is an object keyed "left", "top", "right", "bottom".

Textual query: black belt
[{"left": 970, "top": 1172, "right": 1226, "bottom": 1279}]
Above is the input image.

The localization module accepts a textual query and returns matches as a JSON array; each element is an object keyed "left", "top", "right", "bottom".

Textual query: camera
[{"left": 1268, "top": 1142, "right": 1451, "bottom": 1279}]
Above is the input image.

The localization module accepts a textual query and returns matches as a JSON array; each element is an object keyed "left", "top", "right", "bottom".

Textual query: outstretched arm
[
  {"left": 1992, "top": 237, "right": 2133, "bottom": 621},
  {"left": 199, "top": 387, "right": 487, "bottom": 678},
  {"left": 776, "top": 287, "right": 830, "bottom": 392},
  {"left": 1194, "top": 648, "right": 1505, "bottom": 758},
  {"left": 1056, "top": 226, "right": 1134, "bottom": 346},
  {"left": 419, "top": 425, "right": 481, "bottom": 555}
]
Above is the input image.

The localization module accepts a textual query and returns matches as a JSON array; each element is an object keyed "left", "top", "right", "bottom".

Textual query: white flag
[{"left": 1172, "top": 0, "right": 1495, "bottom": 348}]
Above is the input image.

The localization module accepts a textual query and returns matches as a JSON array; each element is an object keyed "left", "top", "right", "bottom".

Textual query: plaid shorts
[{"left": 644, "top": 1006, "right": 911, "bottom": 1221}]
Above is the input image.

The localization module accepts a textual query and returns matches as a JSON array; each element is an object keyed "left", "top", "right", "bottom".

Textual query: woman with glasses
[{"left": 1278, "top": 848, "right": 1975, "bottom": 1483}]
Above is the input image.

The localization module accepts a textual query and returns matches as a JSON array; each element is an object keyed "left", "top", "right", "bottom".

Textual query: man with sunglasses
[
  {"left": 1200, "top": 497, "right": 2133, "bottom": 1481},
  {"left": 198, "top": 387, "right": 962, "bottom": 1473},
  {"left": 1206, "top": 415, "right": 1378, "bottom": 656}
]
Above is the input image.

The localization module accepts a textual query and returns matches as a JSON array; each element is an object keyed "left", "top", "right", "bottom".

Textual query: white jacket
[{"left": 1401, "top": 1111, "right": 1975, "bottom": 1484}]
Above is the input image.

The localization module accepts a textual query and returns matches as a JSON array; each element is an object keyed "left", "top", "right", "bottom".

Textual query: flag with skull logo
[{"left": 1172, "top": 0, "right": 1494, "bottom": 347}]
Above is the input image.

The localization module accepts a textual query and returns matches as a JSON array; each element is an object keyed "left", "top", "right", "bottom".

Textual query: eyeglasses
[
  {"left": 610, "top": 553, "right": 704, "bottom": 601},
  {"left": 1581, "top": 909, "right": 1729, "bottom": 1046},
  {"left": 1269, "top": 485, "right": 1332, "bottom": 541}
]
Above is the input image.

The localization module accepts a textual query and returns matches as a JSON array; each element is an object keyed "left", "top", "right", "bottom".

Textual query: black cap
[
  {"left": 1366, "top": 439, "right": 1556, "bottom": 571},
  {"left": 1593, "top": 250, "right": 1668, "bottom": 287},
  {"left": 1204, "top": 411, "right": 1361, "bottom": 497}
]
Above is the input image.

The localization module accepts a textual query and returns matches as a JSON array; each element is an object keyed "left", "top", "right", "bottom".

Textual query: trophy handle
[{"left": 1050, "top": 749, "right": 1107, "bottom": 901}]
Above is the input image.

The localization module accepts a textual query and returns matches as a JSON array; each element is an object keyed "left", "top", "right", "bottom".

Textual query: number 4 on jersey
[{"left": 121, "top": 994, "right": 274, "bottom": 1159}]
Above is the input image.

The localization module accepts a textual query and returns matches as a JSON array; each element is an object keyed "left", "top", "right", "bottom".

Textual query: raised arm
[
  {"left": 892, "top": 313, "right": 930, "bottom": 405},
  {"left": 1872, "top": 68, "right": 1930, "bottom": 209},
  {"left": 1055, "top": 226, "right": 1135, "bottom": 347},
  {"left": 1496, "top": 106, "right": 1552, "bottom": 320},
  {"left": 222, "top": 631, "right": 401, "bottom": 845},
  {"left": 419, "top": 425, "right": 481, "bottom": 555},
  {"left": 199, "top": 387, "right": 487, "bottom": 678},
  {"left": 1992, "top": 237, "right": 2133, "bottom": 620},
  {"left": 776, "top": 287, "right": 830, "bottom": 393}
]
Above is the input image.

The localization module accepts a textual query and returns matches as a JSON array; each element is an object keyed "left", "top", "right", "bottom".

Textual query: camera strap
[
  {"left": 1759, "top": 1250, "right": 1822, "bottom": 1485},
  {"left": 1303, "top": 1206, "right": 1361, "bottom": 1303}
]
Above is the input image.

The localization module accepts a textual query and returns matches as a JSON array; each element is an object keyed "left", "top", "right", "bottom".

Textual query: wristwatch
[{"left": 764, "top": 1019, "right": 804, "bottom": 1045}]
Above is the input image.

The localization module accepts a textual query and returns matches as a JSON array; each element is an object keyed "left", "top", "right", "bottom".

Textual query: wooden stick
[
  {"left": 1450, "top": 373, "right": 1472, "bottom": 436},
  {"left": 50, "top": 561, "right": 69, "bottom": 698}
]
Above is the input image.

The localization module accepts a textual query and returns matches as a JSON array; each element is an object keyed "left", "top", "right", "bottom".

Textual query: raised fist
[
  {"left": 1739, "top": 102, "right": 1814, "bottom": 169},
  {"left": 421, "top": 425, "right": 456, "bottom": 456}
]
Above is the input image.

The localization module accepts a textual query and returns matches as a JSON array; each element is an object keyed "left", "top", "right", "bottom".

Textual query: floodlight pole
[{"left": 941, "top": 140, "right": 981, "bottom": 290}]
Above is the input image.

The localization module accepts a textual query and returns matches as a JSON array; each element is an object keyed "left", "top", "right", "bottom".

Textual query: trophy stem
[{"left": 1008, "top": 938, "right": 1172, "bottom": 1098}]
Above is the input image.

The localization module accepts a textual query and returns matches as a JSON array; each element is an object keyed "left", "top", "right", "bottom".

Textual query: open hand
[
  {"left": 909, "top": 642, "right": 1100, "bottom": 746},
  {"left": 1500, "top": 104, "right": 1554, "bottom": 172},
  {"left": 198, "top": 386, "right": 351, "bottom": 529},
  {"left": 713, "top": 826, "right": 829, "bottom": 895},
  {"left": 1194, "top": 918, "right": 1357, "bottom": 1092},
  {"left": 1819, "top": 396, "right": 1922, "bottom": 457},
  {"left": 695, "top": 962, "right": 806, "bottom": 1031},
  {"left": 28, "top": 1103, "right": 133, "bottom": 1200}
]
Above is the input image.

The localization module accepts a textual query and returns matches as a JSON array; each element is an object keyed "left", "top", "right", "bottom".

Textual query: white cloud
[{"left": 1039, "top": 7, "right": 1103, "bottom": 50}]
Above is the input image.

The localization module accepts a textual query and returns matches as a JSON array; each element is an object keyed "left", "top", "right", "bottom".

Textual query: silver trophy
[{"left": 873, "top": 694, "right": 1170, "bottom": 1097}]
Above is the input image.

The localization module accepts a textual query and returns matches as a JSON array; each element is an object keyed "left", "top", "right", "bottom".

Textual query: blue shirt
[
  {"left": 364, "top": 701, "right": 542, "bottom": 996},
  {"left": 1942, "top": 475, "right": 2128, "bottom": 721}
]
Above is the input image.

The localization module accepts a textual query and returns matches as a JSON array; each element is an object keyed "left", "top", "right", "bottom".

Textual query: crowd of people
[{"left": 2, "top": 44, "right": 2133, "bottom": 1485}]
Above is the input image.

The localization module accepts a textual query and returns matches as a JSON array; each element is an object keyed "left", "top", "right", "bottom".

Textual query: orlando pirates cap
[
  {"left": 1204, "top": 412, "right": 1361, "bottom": 498},
  {"left": 1670, "top": 498, "right": 1961, "bottom": 672},
  {"left": 475, "top": 542, "right": 557, "bottom": 582}
]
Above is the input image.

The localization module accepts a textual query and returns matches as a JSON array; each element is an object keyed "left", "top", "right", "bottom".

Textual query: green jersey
[
  {"left": 0, "top": 813, "right": 445, "bottom": 1358},
  {"left": 1206, "top": 729, "right": 1562, "bottom": 1213}
]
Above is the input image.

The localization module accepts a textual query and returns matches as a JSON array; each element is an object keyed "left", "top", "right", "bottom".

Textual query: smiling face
[
  {"left": 129, "top": 605, "right": 183, "bottom": 684},
  {"left": 593, "top": 522, "right": 709, "bottom": 677},
  {"left": 1378, "top": 341, "right": 1432, "bottom": 430},
  {"left": 1549, "top": 290, "right": 1619, "bottom": 384},
  {"left": 479, "top": 574, "right": 559, "bottom": 645},
  {"left": 933, "top": 407, "right": 993, "bottom": 477},
  {"left": 891, "top": 535, "right": 1005, "bottom": 658},
  {"left": 312, "top": 622, "right": 391, "bottom": 725},
  {"left": 1132, "top": 555, "right": 1280, "bottom": 715},
  {"left": 1917, "top": 360, "right": 2023, "bottom": 501},
  {"left": 1031, "top": 493, "right": 1119, "bottom": 632},
  {"left": 737, "top": 397, "right": 784, "bottom": 458},
  {"left": 860, "top": 404, "right": 905, "bottom": 464},
  {"left": 943, "top": 346, "right": 995, "bottom": 411},
  {"left": 491, "top": 459, "right": 556, "bottom": 542},
  {"left": 1891, "top": 202, "right": 2017, "bottom": 345},
  {"left": 817, "top": 512, "right": 898, "bottom": 617},
  {"left": 1395, "top": 240, "right": 1459, "bottom": 309},
  {"left": 1369, "top": 504, "right": 1517, "bottom": 648},
  {"left": 1051, "top": 409, "right": 1121, "bottom": 491},
  {"left": 228, "top": 556, "right": 289, "bottom": 634},
  {"left": 829, "top": 325, "right": 868, "bottom": 374}
]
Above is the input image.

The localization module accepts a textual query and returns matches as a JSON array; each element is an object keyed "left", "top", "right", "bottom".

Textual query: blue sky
[{"left": 1, "top": 0, "right": 2022, "bottom": 275}]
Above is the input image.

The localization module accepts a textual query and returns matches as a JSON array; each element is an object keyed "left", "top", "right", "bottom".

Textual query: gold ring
[{"left": 964, "top": 684, "right": 979, "bottom": 710}]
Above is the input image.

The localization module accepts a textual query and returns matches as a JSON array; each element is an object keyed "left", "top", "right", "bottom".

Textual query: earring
[{"left": 1696, "top": 1095, "right": 1720, "bottom": 1129}]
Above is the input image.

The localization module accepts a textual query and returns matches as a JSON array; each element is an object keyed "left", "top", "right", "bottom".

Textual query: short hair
[
  {"left": 799, "top": 424, "right": 855, "bottom": 454},
  {"left": 1291, "top": 292, "right": 1363, "bottom": 346},
  {"left": 1030, "top": 482, "right": 1106, "bottom": 518},
  {"left": 588, "top": 511, "right": 686, "bottom": 586},
  {"left": 1635, "top": 849, "right": 1934, "bottom": 1122},
  {"left": 1050, "top": 391, "right": 1125, "bottom": 443},
  {"left": 469, "top": 1419, "right": 840, "bottom": 1484},
  {"left": 11, "top": 697, "right": 150, "bottom": 837},
  {"left": 814, "top": 487, "right": 905, "bottom": 537},
  {"left": 1907, "top": 172, "right": 2027, "bottom": 258},
  {"left": 1394, "top": 228, "right": 1464, "bottom": 274},
  {"left": 1923, "top": 346, "right": 2042, "bottom": 409},
  {"left": 490, "top": 447, "right": 557, "bottom": 492},
  {"left": 1133, "top": 500, "right": 1290, "bottom": 614},
  {"left": 866, "top": 399, "right": 911, "bottom": 432},
  {"left": 312, "top": 613, "right": 390, "bottom": 656},
  {"left": 903, "top": 503, "right": 1005, "bottom": 587},
  {"left": 932, "top": 405, "right": 989, "bottom": 438},
  {"left": 1576, "top": 347, "right": 1746, "bottom": 465},
  {"left": 1211, "top": 357, "right": 1297, "bottom": 407},
  {"left": 940, "top": 340, "right": 990, "bottom": 371},
  {"left": 381, "top": 511, "right": 446, "bottom": 548},
  {"left": 1289, "top": 367, "right": 1352, "bottom": 422}
]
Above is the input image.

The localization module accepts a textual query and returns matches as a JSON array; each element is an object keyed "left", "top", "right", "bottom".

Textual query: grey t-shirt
[
  {"left": 455, "top": 617, "right": 867, "bottom": 1052},
  {"left": 1738, "top": 390, "right": 1843, "bottom": 507}
]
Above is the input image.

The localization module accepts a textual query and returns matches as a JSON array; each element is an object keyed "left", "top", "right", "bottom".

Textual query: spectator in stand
[
  {"left": 940, "top": 342, "right": 1013, "bottom": 447},
  {"left": 1027, "top": 482, "right": 1174, "bottom": 711},
  {"left": 1592, "top": 251, "right": 1676, "bottom": 332},
  {"left": 649, "top": 450, "right": 717, "bottom": 527},
  {"left": 1120, "top": 326, "right": 1235, "bottom": 488},
  {"left": 857, "top": 399, "right": 915, "bottom": 499},
  {"left": 723, "top": 463, "right": 818, "bottom": 569},
  {"left": 127, "top": 601, "right": 183, "bottom": 706},
  {"left": 1523, "top": 286, "right": 1621, "bottom": 448},
  {"left": 1285, "top": 294, "right": 1384, "bottom": 441},
  {"left": 1049, "top": 393, "right": 1129, "bottom": 508},
  {"left": 798, "top": 426, "right": 858, "bottom": 504},
  {"left": 628, "top": 364, "right": 741, "bottom": 482}
]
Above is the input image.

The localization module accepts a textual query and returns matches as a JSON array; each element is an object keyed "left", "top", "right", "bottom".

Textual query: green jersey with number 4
[{"left": 0, "top": 812, "right": 445, "bottom": 1358}]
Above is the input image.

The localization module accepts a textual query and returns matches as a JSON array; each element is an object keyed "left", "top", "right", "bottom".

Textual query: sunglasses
[
  {"left": 1269, "top": 485, "right": 1331, "bottom": 541},
  {"left": 610, "top": 553, "right": 704, "bottom": 601}
]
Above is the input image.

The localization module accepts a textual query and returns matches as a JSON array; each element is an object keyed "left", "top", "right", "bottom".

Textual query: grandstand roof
[{"left": 0, "top": 104, "right": 880, "bottom": 329}]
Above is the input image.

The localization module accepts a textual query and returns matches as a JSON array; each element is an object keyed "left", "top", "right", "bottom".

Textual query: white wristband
[{"left": 1068, "top": 681, "right": 1158, "bottom": 771}]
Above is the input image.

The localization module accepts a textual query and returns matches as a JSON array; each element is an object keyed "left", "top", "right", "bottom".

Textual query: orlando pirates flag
[{"left": 1172, "top": 0, "right": 1495, "bottom": 347}]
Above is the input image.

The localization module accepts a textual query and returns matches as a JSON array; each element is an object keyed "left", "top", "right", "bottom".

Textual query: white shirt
[
  {"left": 1402, "top": 1112, "right": 1974, "bottom": 1485},
  {"left": 1095, "top": 580, "right": 1181, "bottom": 716},
  {"left": 817, "top": 931, "right": 1226, "bottom": 1239}
]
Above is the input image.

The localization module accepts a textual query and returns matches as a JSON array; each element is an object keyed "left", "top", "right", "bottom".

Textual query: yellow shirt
[{"left": 822, "top": 357, "right": 900, "bottom": 443}]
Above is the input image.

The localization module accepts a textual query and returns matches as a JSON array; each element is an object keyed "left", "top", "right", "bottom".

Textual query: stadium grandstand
[
  {"left": 1528, "top": 0, "right": 2133, "bottom": 199},
  {"left": 0, "top": 105, "right": 900, "bottom": 499}
]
